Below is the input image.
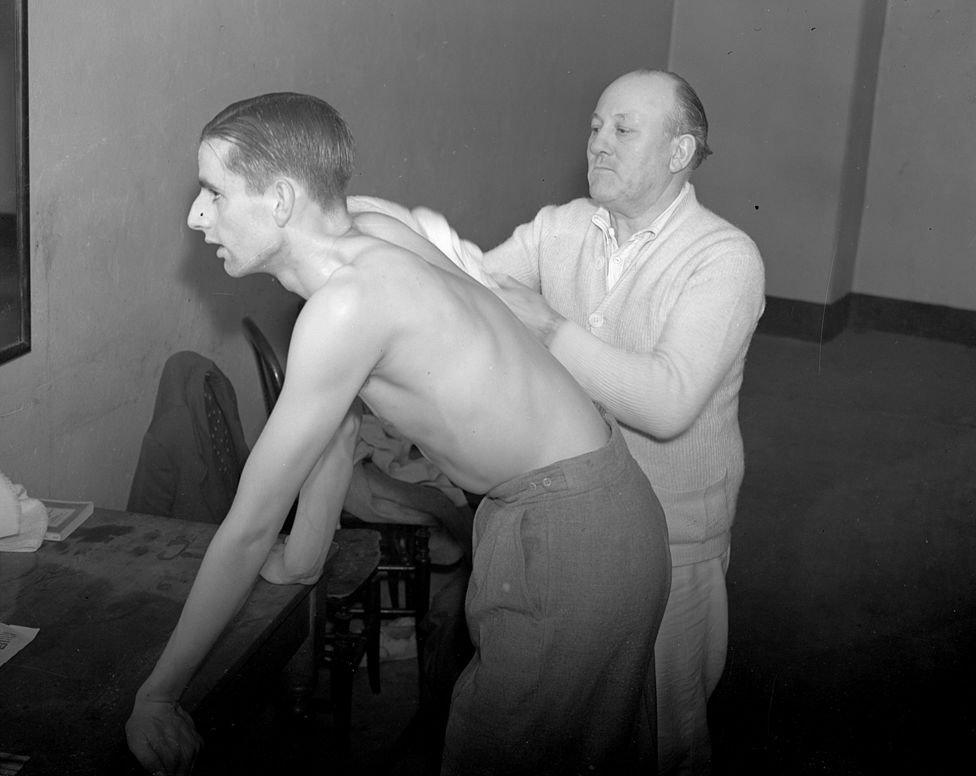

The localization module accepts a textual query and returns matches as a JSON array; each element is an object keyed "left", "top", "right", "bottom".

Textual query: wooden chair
[
  {"left": 316, "top": 528, "right": 382, "bottom": 749},
  {"left": 242, "top": 315, "right": 436, "bottom": 698},
  {"left": 241, "top": 316, "right": 285, "bottom": 418}
]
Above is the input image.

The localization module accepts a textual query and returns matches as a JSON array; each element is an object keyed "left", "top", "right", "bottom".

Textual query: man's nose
[
  {"left": 588, "top": 128, "right": 611, "bottom": 157},
  {"left": 187, "top": 197, "right": 207, "bottom": 230}
]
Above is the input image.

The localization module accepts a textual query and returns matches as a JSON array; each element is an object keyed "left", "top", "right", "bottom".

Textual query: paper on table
[
  {"left": 0, "top": 750, "right": 30, "bottom": 774},
  {"left": 0, "top": 623, "right": 38, "bottom": 668}
]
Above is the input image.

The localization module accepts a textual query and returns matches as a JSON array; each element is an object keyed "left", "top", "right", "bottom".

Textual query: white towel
[
  {"left": 354, "top": 413, "right": 468, "bottom": 509},
  {"left": 0, "top": 471, "right": 18, "bottom": 539},
  {"left": 348, "top": 195, "right": 495, "bottom": 288},
  {"left": 0, "top": 471, "right": 48, "bottom": 552}
]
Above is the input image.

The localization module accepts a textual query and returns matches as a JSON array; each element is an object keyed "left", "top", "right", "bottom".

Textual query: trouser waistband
[{"left": 485, "top": 404, "right": 629, "bottom": 503}]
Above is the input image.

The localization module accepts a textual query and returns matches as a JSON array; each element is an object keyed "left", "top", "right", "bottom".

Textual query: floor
[{"left": 196, "top": 328, "right": 976, "bottom": 775}]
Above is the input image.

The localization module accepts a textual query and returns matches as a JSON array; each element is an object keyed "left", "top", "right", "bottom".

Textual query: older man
[
  {"left": 481, "top": 69, "right": 765, "bottom": 774},
  {"left": 124, "top": 93, "right": 670, "bottom": 776}
]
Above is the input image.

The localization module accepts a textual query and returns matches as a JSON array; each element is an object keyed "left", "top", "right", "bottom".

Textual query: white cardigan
[{"left": 483, "top": 186, "right": 766, "bottom": 565}]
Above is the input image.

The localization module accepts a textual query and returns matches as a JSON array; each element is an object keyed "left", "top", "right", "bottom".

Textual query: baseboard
[
  {"left": 758, "top": 293, "right": 976, "bottom": 346},
  {"left": 757, "top": 295, "right": 850, "bottom": 342},
  {"left": 849, "top": 293, "right": 976, "bottom": 346}
]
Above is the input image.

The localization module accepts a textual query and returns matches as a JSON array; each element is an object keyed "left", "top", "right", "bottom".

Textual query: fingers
[
  {"left": 126, "top": 701, "right": 202, "bottom": 776},
  {"left": 131, "top": 737, "right": 168, "bottom": 776},
  {"left": 490, "top": 272, "right": 524, "bottom": 290},
  {"left": 488, "top": 275, "right": 526, "bottom": 310},
  {"left": 126, "top": 718, "right": 168, "bottom": 775},
  {"left": 176, "top": 703, "right": 205, "bottom": 754},
  {"left": 259, "top": 541, "right": 288, "bottom": 583},
  {"left": 144, "top": 719, "right": 200, "bottom": 776}
]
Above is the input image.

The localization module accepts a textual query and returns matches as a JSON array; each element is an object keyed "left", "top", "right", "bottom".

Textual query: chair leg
[
  {"left": 387, "top": 570, "right": 401, "bottom": 609},
  {"left": 281, "top": 586, "right": 318, "bottom": 720},
  {"left": 413, "top": 526, "right": 431, "bottom": 701},
  {"left": 329, "top": 606, "right": 356, "bottom": 750},
  {"left": 365, "top": 572, "right": 382, "bottom": 694}
]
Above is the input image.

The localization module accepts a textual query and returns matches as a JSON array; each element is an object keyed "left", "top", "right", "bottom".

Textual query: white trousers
[{"left": 655, "top": 550, "right": 730, "bottom": 775}]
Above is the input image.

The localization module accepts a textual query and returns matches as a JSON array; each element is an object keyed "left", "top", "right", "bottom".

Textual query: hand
[
  {"left": 259, "top": 539, "right": 293, "bottom": 584},
  {"left": 490, "top": 273, "right": 564, "bottom": 346},
  {"left": 260, "top": 537, "right": 322, "bottom": 585},
  {"left": 125, "top": 697, "right": 202, "bottom": 775}
]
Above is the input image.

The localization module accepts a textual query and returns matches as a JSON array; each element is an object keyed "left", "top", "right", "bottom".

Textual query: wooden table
[{"left": 0, "top": 508, "right": 376, "bottom": 775}]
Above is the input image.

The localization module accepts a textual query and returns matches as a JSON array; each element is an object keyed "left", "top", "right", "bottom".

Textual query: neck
[
  {"left": 610, "top": 177, "right": 688, "bottom": 243},
  {"left": 273, "top": 202, "right": 357, "bottom": 298}
]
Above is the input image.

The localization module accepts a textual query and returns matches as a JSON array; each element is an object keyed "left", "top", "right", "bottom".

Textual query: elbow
[
  {"left": 268, "top": 562, "right": 323, "bottom": 587},
  {"left": 259, "top": 539, "right": 325, "bottom": 586},
  {"left": 282, "top": 535, "right": 329, "bottom": 584},
  {"left": 624, "top": 400, "right": 702, "bottom": 441},
  {"left": 642, "top": 415, "right": 692, "bottom": 442},
  {"left": 653, "top": 417, "right": 695, "bottom": 442}
]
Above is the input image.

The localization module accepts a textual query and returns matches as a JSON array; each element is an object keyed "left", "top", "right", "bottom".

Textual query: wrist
[
  {"left": 540, "top": 311, "right": 564, "bottom": 349},
  {"left": 136, "top": 678, "right": 181, "bottom": 706}
]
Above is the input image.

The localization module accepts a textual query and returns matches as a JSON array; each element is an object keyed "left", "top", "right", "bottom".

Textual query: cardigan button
[{"left": 588, "top": 313, "right": 604, "bottom": 328}]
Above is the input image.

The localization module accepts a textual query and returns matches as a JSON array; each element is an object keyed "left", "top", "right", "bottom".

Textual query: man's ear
[
  {"left": 669, "top": 134, "right": 696, "bottom": 173},
  {"left": 271, "top": 179, "right": 296, "bottom": 227}
]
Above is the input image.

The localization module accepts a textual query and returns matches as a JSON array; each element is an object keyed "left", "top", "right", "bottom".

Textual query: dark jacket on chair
[{"left": 127, "top": 351, "right": 249, "bottom": 524}]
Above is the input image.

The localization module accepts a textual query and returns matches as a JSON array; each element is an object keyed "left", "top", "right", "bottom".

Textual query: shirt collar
[{"left": 592, "top": 181, "right": 692, "bottom": 243}]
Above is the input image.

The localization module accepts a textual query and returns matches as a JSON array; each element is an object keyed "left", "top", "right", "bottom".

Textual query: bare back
[{"left": 295, "top": 213, "right": 609, "bottom": 494}]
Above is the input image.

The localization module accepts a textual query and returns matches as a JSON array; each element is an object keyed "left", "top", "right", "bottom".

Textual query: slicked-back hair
[
  {"left": 201, "top": 92, "right": 356, "bottom": 209},
  {"left": 635, "top": 69, "right": 713, "bottom": 169}
]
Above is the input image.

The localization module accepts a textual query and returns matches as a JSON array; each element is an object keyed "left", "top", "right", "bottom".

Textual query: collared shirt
[{"left": 592, "top": 182, "right": 692, "bottom": 291}]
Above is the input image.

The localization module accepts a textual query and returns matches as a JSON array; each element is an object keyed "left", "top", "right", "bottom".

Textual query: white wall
[
  {"left": 854, "top": 0, "right": 976, "bottom": 309},
  {"left": 670, "top": 0, "right": 976, "bottom": 313},
  {"left": 669, "top": 0, "right": 871, "bottom": 304}
]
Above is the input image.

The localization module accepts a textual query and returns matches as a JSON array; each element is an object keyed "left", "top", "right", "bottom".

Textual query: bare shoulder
[
  {"left": 287, "top": 269, "right": 391, "bottom": 378},
  {"left": 352, "top": 212, "right": 424, "bottom": 256},
  {"left": 353, "top": 211, "right": 467, "bottom": 278},
  {"left": 352, "top": 209, "right": 407, "bottom": 234},
  {"left": 296, "top": 250, "right": 416, "bottom": 335},
  {"left": 298, "top": 265, "right": 374, "bottom": 332}
]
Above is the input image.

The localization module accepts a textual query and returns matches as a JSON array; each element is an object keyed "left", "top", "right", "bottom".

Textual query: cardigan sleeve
[
  {"left": 480, "top": 206, "right": 559, "bottom": 291},
  {"left": 549, "top": 247, "right": 765, "bottom": 439}
]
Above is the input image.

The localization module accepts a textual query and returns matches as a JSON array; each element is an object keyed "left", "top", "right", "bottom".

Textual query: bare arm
[
  {"left": 261, "top": 403, "right": 362, "bottom": 585},
  {"left": 126, "top": 280, "right": 380, "bottom": 773},
  {"left": 125, "top": 418, "right": 317, "bottom": 774}
]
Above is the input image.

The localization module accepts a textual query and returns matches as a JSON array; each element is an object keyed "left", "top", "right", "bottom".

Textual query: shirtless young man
[{"left": 124, "top": 93, "right": 671, "bottom": 776}]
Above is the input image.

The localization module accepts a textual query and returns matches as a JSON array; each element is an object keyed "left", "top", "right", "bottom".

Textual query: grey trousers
[{"left": 441, "top": 411, "right": 672, "bottom": 775}]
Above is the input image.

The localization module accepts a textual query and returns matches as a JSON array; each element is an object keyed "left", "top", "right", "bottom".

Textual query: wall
[
  {"left": 335, "top": 0, "right": 674, "bottom": 249},
  {"left": 670, "top": 0, "right": 975, "bottom": 315},
  {"left": 0, "top": 0, "right": 671, "bottom": 507},
  {"left": 854, "top": 0, "right": 976, "bottom": 309},
  {"left": 669, "top": 0, "right": 878, "bottom": 305}
]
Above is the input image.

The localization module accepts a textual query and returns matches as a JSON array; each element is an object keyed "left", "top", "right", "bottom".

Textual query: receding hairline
[
  {"left": 610, "top": 69, "right": 680, "bottom": 102},
  {"left": 593, "top": 70, "right": 680, "bottom": 122}
]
